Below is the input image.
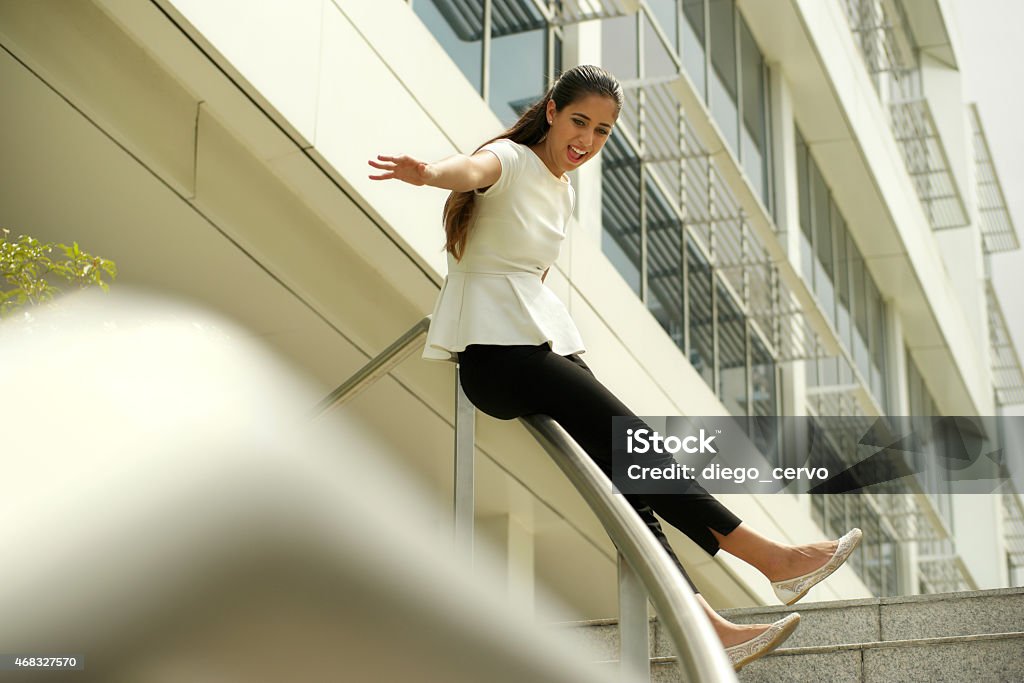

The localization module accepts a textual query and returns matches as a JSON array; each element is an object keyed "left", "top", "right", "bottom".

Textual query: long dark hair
[{"left": 443, "top": 64, "right": 624, "bottom": 261}]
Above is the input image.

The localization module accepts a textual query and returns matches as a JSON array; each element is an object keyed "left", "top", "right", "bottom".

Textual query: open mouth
[{"left": 567, "top": 145, "right": 588, "bottom": 164}]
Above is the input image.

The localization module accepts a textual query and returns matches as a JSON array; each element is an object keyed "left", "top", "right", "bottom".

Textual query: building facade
[{"left": 1, "top": 0, "right": 1021, "bottom": 617}]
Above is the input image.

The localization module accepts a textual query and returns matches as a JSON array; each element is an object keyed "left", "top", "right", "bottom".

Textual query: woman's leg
[
  {"left": 457, "top": 344, "right": 796, "bottom": 646},
  {"left": 457, "top": 345, "right": 743, "bottom": 585},
  {"left": 552, "top": 352, "right": 845, "bottom": 584},
  {"left": 710, "top": 525, "right": 840, "bottom": 582},
  {"left": 458, "top": 344, "right": 705, "bottom": 593},
  {"left": 539, "top": 352, "right": 744, "bottom": 557}
]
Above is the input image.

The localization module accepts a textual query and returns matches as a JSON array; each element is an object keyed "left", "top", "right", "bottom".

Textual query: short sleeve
[{"left": 473, "top": 139, "right": 524, "bottom": 197}]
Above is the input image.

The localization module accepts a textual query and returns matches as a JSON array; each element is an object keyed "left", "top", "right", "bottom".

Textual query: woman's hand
[
  {"left": 367, "top": 154, "right": 436, "bottom": 186},
  {"left": 368, "top": 151, "right": 499, "bottom": 192}
]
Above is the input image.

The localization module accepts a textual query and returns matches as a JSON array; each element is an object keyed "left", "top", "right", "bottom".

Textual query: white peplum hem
[{"left": 422, "top": 270, "right": 586, "bottom": 363}]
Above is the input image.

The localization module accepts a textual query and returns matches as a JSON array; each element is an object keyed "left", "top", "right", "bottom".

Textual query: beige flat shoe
[
  {"left": 725, "top": 612, "right": 801, "bottom": 671},
  {"left": 771, "top": 528, "right": 863, "bottom": 605}
]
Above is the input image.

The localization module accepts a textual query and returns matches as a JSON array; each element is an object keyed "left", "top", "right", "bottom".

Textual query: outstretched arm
[{"left": 368, "top": 150, "right": 501, "bottom": 193}]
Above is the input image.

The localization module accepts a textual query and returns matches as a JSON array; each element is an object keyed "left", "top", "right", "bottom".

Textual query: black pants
[{"left": 456, "top": 343, "right": 742, "bottom": 593}]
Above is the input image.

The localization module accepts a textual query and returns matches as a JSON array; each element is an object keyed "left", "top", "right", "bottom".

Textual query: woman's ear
[{"left": 545, "top": 99, "right": 556, "bottom": 125}]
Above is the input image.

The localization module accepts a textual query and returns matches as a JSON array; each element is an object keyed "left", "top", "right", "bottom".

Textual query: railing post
[
  {"left": 454, "top": 364, "right": 476, "bottom": 560},
  {"left": 618, "top": 553, "right": 650, "bottom": 682}
]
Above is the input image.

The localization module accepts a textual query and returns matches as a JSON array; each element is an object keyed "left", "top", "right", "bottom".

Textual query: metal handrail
[
  {"left": 312, "top": 316, "right": 432, "bottom": 416},
  {"left": 521, "top": 416, "right": 738, "bottom": 683},
  {"left": 316, "top": 317, "right": 738, "bottom": 681}
]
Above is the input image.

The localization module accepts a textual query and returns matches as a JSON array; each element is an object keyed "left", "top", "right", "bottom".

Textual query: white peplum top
[{"left": 422, "top": 138, "right": 586, "bottom": 362}]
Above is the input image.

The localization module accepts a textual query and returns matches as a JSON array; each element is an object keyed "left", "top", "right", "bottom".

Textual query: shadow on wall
[{"left": 0, "top": 289, "right": 620, "bottom": 683}]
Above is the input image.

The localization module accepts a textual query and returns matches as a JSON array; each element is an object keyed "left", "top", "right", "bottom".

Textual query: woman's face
[{"left": 542, "top": 93, "right": 618, "bottom": 175}]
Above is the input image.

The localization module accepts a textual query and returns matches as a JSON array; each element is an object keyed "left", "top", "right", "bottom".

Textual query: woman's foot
[
  {"left": 722, "top": 613, "right": 801, "bottom": 671},
  {"left": 696, "top": 593, "right": 772, "bottom": 647},
  {"left": 770, "top": 528, "right": 863, "bottom": 605},
  {"left": 693, "top": 594, "right": 801, "bottom": 670},
  {"left": 716, "top": 620, "right": 771, "bottom": 648},
  {"left": 764, "top": 538, "right": 840, "bottom": 582}
]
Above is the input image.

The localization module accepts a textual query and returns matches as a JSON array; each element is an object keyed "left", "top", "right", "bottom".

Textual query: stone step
[
  {"left": 712, "top": 585, "right": 1024, "bottom": 655},
  {"left": 594, "top": 631, "right": 1024, "bottom": 683},
  {"left": 559, "top": 586, "right": 1024, "bottom": 659},
  {"left": 734, "top": 630, "right": 1024, "bottom": 683}
]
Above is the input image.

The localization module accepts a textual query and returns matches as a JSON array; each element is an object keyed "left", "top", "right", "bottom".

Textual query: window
[
  {"left": 648, "top": 0, "right": 679, "bottom": 52},
  {"left": 867, "top": 276, "right": 887, "bottom": 410},
  {"left": 907, "top": 348, "right": 953, "bottom": 532},
  {"left": 810, "top": 160, "right": 835, "bottom": 328},
  {"left": 646, "top": 180, "right": 685, "bottom": 348},
  {"left": 739, "top": 17, "right": 767, "bottom": 206},
  {"left": 688, "top": 243, "right": 715, "bottom": 389},
  {"left": 834, "top": 204, "right": 852, "bottom": 378},
  {"left": 602, "top": 134, "right": 643, "bottom": 296},
  {"left": 796, "top": 124, "right": 887, "bottom": 408},
  {"left": 850, "top": 242, "right": 871, "bottom": 381},
  {"left": 644, "top": 11, "right": 677, "bottom": 80},
  {"left": 708, "top": 0, "right": 738, "bottom": 152},
  {"left": 414, "top": 0, "right": 559, "bottom": 125},
  {"left": 796, "top": 130, "right": 815, "bottom": 284},
  {"left": 682, "top": 0, "right": 707, "bottom": 98},
  {"left": 751, "top": 331, "right": 777, "bottom": 419},
  {"left": 602, "top": 14, "right": 638, "bottom": 80},
  {"left": 414, "top": 0, "right": 484, "bottom": 92},
  {"left": 603, "top": 14, "right": 639, "bottom": 124},
  {"left": 718, "top": 282, "right": 747, "bottom": 417},
  {"left": 491, "top": 27, "right": 546, "bottom": 126}
]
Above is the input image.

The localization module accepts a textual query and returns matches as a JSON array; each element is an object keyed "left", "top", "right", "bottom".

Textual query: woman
[{"left": 369, "top": 64, "right": 860, "bottom": 671}]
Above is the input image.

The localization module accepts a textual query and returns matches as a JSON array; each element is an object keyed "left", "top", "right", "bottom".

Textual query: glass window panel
[
  {"left": 646, "top": 180, "right": 684, "bottom": 348},
  {"left": 834, "top": 206, "right": 850, "bottom": 307},
  {"left": 554, "top": 29, "right": 562, "bottom": 75},
  {"left": 796, "top": 130, "right": 811, "bottom": 240},
  {"left": 688, "top": 242, "right": 715, "bottom": 389},
  {"left": 739, "top": 17, "right": 764, "bottom": 147},
  {"left": 867, "top": 275, "right": 887, "bottom": 409},
  {"left": 718, "top": 282, "right": 747, "bottom": 417},
  {"left": 814, "top": 262, "right": 836, "bottom": 330},
  {"left": 603, "top": 14, "right": 638, "bottom": 125},
  {"left": 751, "top": 331, "right": 777, "bottom": 418},
  {"left": 684, "top": 151, "right": 711, "bottom": 245},
  {"left": 709, "top": 0, "right": 738, "bottom": 152},
  {"left": 644, "top": 12, "right": 677, "bottom": 80},
  {"left": 810, "top": 160, "right": 835, "bottom": 326},
  {"left": 682, "top": 0, "right": 706, "bottom": 98},
  {"left": 850, "top": 245, "right": 870, "bottom": 380},
  {"left": 810, "top": 162, "right": 833, "bottom": 278},
  {"left": 820, "top": 356, "right": 839, "bottom": 387},
  {"left": 415, "top": 0, "right": 484, "bottom": 93},
  {"left": 602, "top": 15, "right": 638, "bottom": 80},
  {"left": 602, "top": 134, "right": 643, "bottom": 295},
  {"left": 907, "top": 347, "right": 921, "bottom": 415},
  {"left": 796, "top": 130, "right": 814, "bottom": 287},
  {"left": 806, "top": 350, "right": 820, "bottom": 388},
  {"left": 648, "top": 0, "right": 678, "bottom": 53},
  {"left": 833, "top": 210, "right": 852, "bottom": 377},
  {"left": 740, "top": 129, "right": 764, "bottom": 208},
  {"left": 490, "top": 27, "right": 546, "bottom": 127},
  {"left": 739, "top": 17, "right": 767, "bottom": 203},
  {"left": 709, "top": 0, "right": 737, "bottom": 95}
]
